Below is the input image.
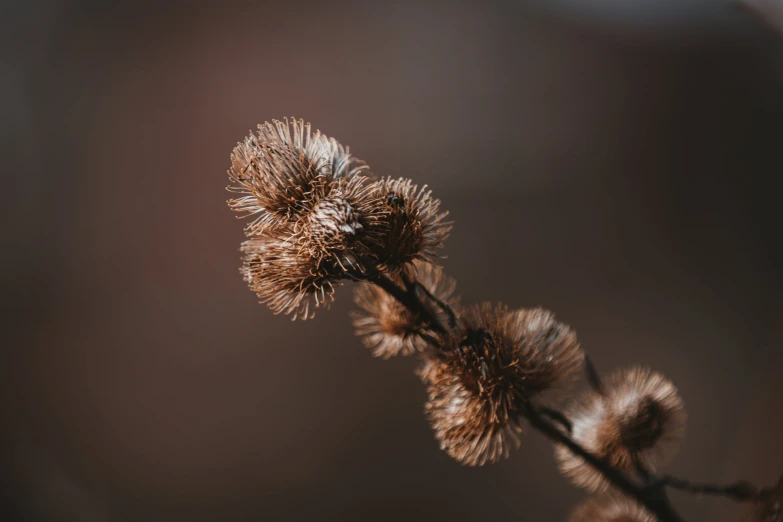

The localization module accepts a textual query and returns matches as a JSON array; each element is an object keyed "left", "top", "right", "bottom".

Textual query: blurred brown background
[{"left": 2, "top": 1, "right": 782, "bottom": 521}]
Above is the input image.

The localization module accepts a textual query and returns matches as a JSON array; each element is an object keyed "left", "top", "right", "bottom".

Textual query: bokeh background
[{"left": 2, "top": 1, "right": 782, "bottom": 521}]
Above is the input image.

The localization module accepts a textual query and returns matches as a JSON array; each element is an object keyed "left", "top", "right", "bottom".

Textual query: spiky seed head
[
  {"left": 369, "top": 177, "right": 451, "bottom": 271},
  {"left": 351, "top": 261, "right": 459, "bottom": 358},
  {"left": 556, "top": 367, "right": 687, "bottom": 492},
  {"left": 293, "top": 176, "right": 387, "bottom": 273},
  {"left": 227, "top": 118, "right": 368, "bottom": 235},
  {"left": 569, "top": 494, "right": 657, "bottom": 522},
  {"left": 240, "top": 236, "right": 344, "bottom": 320},
  {"left": 422, "top": 304, "right": 582, "bottom": 466}
]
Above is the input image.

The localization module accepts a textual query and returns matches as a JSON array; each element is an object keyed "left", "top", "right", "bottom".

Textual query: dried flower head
[
  {"left": 351, "top": 261, "right": 458, "bottom": 358},
  {"left": 423, "top": 304, "right": 582, "bottom": 466},
  {"left": 293, "top": 175, "right": 386, "bottom": 272},
  {"left": 556, "top": 366, "right": 686, "bottom": 492},
  {"left": 227, "top": 118, "right": 368, "bottom": 235},
  {"left": 370, "top": 177, "right": 451, "bottom": 270},
  {"left": 569, "top": 494, "right": 657, "bottom": 522},
  {"left": 240, "top": 236, "right": 345, "bottom": 319}
]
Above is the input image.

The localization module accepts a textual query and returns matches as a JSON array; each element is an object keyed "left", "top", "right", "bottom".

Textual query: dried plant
[
  {"left": 556, "top": 366, "right": 687, "bottom": 493},
  {"left": 422, "top": 304, "right": 581, "bottom": 466},
  {"left": 224, "top": 118, "right": 781, "bottom": 522},
  {"left": 370, "top": 176, "right": 451, "bottom": 271},
  {"left": 352, "top": 260, "right": 458, "bottom": 358}
]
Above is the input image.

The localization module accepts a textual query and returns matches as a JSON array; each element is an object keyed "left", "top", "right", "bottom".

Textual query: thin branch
[
  {"left": 415, "top": 282, "right": 458, "bottom": 329},
  {"left": 368, "top": 273, "right": 783, "bottom": 522},
  {"left": 584, "top": 352, "right": 607, "bottom": 397},
  {"left": 399, "top": 270, "right": 416, "bottom": 293},
  {"left": 660, "top": 475, "right": 765, "bottom": 502},
  {"left": 416, "top": 330, "right": 443, "bottom": 350},
  {"left": 376, "top": 283, "right": 685, "bottom": 521},
  {"left": 523, "top": 405, "right": 685, "bottom": 522},
  {"left": 537, "top": 406, "right": 573, "bottom": 433},
  {"left": 367, "top": 272, "right": 448, "bottom": 335},
  {"left": 631, "top": 456, "right": 654, "bottom": 487}
]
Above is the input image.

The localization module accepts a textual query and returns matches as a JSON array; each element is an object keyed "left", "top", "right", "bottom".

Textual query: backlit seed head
[{"left": 556, "top": 367, "right": 687, "bottom": 492}]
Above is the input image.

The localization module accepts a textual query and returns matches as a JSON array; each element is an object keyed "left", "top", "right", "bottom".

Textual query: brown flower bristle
[
  {"left": 556, "top": 367, "right": 687, "bottom": 492},
  {"left": 227, "top": 118, "right": 368, "bottom": 235},
  {"left": 569, "top": 494, "right": 657, "bottom": 522},
  {"left": 423, "top": 304, "right": 582, "bottom": 466},
  {"left": 240, "top": 236, "right": 344, "bottom": 320},
  {"left": 293, "top": 175, "right": 387, "bottom": 272},
  {"left": 351, "top": 261, "right": 458, "bottom": 358},
  {"left": 370, "top": 177, "right": 451, "bottom": 270}
]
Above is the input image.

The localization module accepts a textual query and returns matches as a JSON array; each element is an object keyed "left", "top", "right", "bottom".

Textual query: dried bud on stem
[
  {"left": 556, "top": 367, "right": 686, "bottom": 492},
  {"left": 369, "top": 177, "right": 451, "bottom": 270},
  {"left": 240, "top": 236, "right": 344, "bottom": 319},
  {"left": 422, "top": 304, "right": 582, "bottom": 466},
  {"left": 352, "top": 261, "right": 458, "bottom": 358},
  {"left": 292, "top": 175, "right": 387, "bottom": 272}
]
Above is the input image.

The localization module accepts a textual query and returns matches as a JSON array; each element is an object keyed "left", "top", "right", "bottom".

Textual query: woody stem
[
  {"left": 367, "top": 275, "right": 778, "bottom": 521},
  {"left": 523, "top": 405, "right": 685, "bottom": 522},
  {"left": 367, "top": 273, "right": 447, "bottom": 335},
  {"left": 368, "top": 276, "right": 683, "bottom": 520}
]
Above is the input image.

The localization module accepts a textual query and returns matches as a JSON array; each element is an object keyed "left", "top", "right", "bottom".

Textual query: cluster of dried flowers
[
  {"left": 226, "top": 119, "right": 777, "bottom": 522},
  {"left": 229, "top": 118, "right": 449, "bottom": 318}
]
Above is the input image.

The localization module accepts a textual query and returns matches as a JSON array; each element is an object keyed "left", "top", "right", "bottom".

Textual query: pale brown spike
[
  {"left": 368, "top": 176, "right": 452, "bottom": 271},
  {"left": 226, "top": 118, "right": 368, "bottom": 236},
  {"left": 240, "top": 234, "right": 344, "bottom": 320}
]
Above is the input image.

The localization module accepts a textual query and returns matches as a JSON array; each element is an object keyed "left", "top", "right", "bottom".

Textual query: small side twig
[
  {"left": 369, "top": 268, "right": 782, "bottom": 522},
  {"left": 584, "top": 352, "right": 607, "bottom": 397},
  {"left": 416, "top": 330, "right": 444, "bottom": 350},
  {"left": 537, "top": 406, "right": 573, "bottom": 433},
  {"left": 523, "top": 405, "right": 685, "bottom": 522},
  {"left": 415, "top": 281, "right": 458, "bottom": 329},
  {"left": 368, "top": 273, "right": 448, "bottom": 335},
  {"left": 634, "top": 457, "right": 654, "bottom": 486},
  {"left": 660, "top": 475, "right": 769, "bottom": 502}
]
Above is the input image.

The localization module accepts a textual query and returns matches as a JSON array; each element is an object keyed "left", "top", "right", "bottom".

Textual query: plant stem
[
  {"left": 660, "top": 475, "right": 782, "bottom": 503},
  {"left": 538, "top": 406, "right": 573, "bottom": 433},
  {"left": 523, "top": 405, "right": 685, "bottom": 522},
  {"left": 415, "top": 282, "right": 458, "bottom": 329},
  {"left": 367, "top": 273, "right": 447, "bottom": 335},
  {"left": 366, "top": 274, "right": 777, "bottom": 522}
]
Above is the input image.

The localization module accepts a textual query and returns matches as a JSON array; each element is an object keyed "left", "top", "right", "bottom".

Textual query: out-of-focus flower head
[{"left": 556, "top": 366, "right": 686, "bottom": 492}]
